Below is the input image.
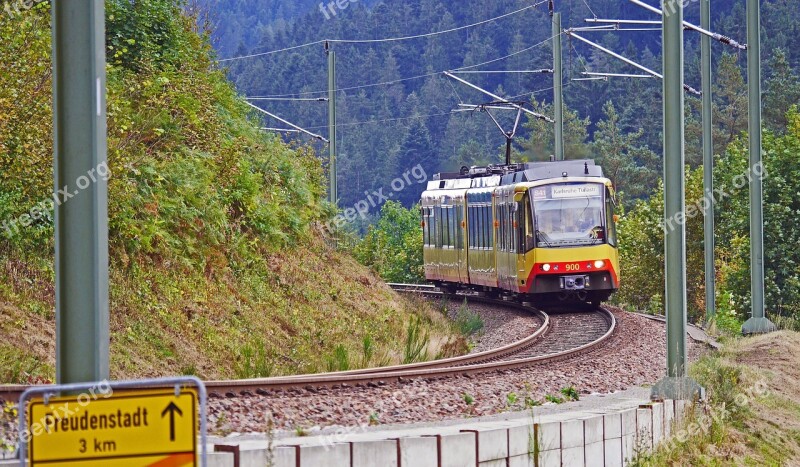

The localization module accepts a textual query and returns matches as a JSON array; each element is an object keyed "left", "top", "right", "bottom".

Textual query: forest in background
[
  {"left": 197, "top": 0, "right": 800, "bottom": 326},
  {"left": 199, "top": 0, "right": 800, "bottom": 212}
]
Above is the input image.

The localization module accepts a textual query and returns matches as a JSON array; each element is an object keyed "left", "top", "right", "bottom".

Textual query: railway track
[{"left": 0, "top": 285, "right": 616, "bottom": 401}]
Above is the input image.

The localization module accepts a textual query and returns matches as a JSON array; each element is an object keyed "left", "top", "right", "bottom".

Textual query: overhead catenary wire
[
  {"left": 579, "top": 0, "right": 599, "bottom": 19},
  {"left": 301, "top": 111, "right": 455, "bottom": 131},
  {"left": 293, "top": 86, "right": 555, "bottom": 131},
  {"left": 246, "top": 32, "right": 564, "bottom": 99},
  {"left": 218, "top": 2, "right": 548, "bottom": 63}
]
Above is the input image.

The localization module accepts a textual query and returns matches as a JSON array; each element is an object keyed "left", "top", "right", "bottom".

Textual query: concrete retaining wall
[
  {"left": 199, "top": 398, "right": 689, "bottom": 467},
  {"left": 0, "top": 399, "right": 688, "bottom": 467}
]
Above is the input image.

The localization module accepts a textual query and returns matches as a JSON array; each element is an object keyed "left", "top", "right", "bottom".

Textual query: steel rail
[
  {"left": 233, "top": 291, "right": 551, "bottom": 380},
  {"left": 0, "top": 288, "right": 616, "bottom": 401}
]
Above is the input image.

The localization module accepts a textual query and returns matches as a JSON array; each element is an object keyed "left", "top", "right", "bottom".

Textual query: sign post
[{"left": 52, "top": 0, "right": 110, "bottom": 385}]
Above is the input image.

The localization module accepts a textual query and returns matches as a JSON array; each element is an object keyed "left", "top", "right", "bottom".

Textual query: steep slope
[{"left": 0, "top": 0, "right": 462, "bottom": 383}]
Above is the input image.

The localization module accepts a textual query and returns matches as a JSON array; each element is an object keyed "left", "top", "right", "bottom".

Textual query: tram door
[
  {"left": 455, "top": 196, "right": 469, "bottom": 283},
  {"left": 496, "top": 189, "right": 518, "bottom": 292}
]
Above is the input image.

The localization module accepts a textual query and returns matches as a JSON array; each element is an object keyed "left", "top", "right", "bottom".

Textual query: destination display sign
[
  {"left": 550, "top": 184, "right": 602, "bottom": 199},
  {"left": 27, "top": 389, "right": 197, "bottom": 466}
]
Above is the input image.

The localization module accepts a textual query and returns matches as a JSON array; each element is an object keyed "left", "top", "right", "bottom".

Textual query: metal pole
[
  {"left": 328, "top": 50, "right": 338, "bottom": 206},
  {"left": 553, "top": 12, "right": 565, "bottom": 161},
  {"left": 742, "top": 0, "right": 776, "bottom": 334},
  {"left": 52, "top": 0, "right": 110, "bottom": 383},
  {"left": 651, "top": 0, "right": 701, "bottom": 401},
  {"left": 701, "top": 0, "right": 716, "bottom": 324}
]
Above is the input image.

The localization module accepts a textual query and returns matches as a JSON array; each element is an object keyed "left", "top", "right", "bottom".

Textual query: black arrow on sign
[{"left": 161, "top": 401, "right": 183, "bottom": 442}]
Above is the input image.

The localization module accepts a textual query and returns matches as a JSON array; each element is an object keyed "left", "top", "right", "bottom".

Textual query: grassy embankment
[
  {"left": 0, "top": 1, "right": 464, "bottom": 384},
  {"left": 633, "top": 328, "right": 800, "bottom": 465}
]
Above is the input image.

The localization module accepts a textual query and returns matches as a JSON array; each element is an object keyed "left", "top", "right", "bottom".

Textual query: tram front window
[{"left": 532, "top": 184, "right": 605, "bottom": 247}]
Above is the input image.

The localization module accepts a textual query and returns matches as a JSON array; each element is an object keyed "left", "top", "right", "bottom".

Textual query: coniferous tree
[
  {"left": 592, "top": 101, "right": 659, "bottom": 208},
  {"left": 713, "top": 53, "right": 748, "bottom": 153},
  {"left": 764, "top": 49, "right": 800, "bottom": 132}
]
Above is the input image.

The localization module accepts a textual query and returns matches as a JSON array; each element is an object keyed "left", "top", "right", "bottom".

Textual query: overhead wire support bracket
[
  {"left": 247, "top": 97, "right": 329, "bottom": 102},
  {"left": 582, "top": 71, "right": 653, "bottom": 79},
  {"left": 565, "top": 30, "right": 702, "bottom": 96},
  {"left": 449, "top": 69, "right": 554, "bottom": 74},
  {"left": 627, "top": 0, "right": 747, "bottom": 50},
  {"left": 584, "top": 18, "right": 662, "bottom": 25},
  {"left": 261, "top": 127, "right": 302, "bottom": 133},
  {"left": 443, "top": 71, "right": 554, "bottom": 122},
  {"left": 245, "top": 101, "right": 329, "bottom": 143},
  {"left": 572, "top": 24, "right": 663, "bottom": 32}
]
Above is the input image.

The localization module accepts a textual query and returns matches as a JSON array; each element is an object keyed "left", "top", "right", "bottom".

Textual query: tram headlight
[
  {"left": 542, "top": 263, "right": 551, "bottom": 272},
  {"left": 594, "top": 260, "right": 605, "bottom": 269}
]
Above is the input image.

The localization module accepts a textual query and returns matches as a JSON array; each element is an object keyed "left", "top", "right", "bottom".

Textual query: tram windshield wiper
[{"left": 536, "top": 230, "right": 553, "bottom": 248}]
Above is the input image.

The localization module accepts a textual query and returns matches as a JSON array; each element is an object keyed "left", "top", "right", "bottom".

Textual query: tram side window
[
  {"left": 456, "top": 207, "right": 463, "bottom": 249},
  {"left": 443, "top": 207, "right": 450, "bottom": 247},
  {"left": 456, "top": 207, "right": 462, "bottom": 249},
  {"left": 506, "top": 204, "right": 511, "bottom": 251},
  {"left": 505, "top": 204, "right": 511, "bottom": 252},
  {"left": 450, "top": 207, "right": 456, "bottom": 248},
  {"left": 449, "top": 207, "right": 456, "bottom": 248},
  {"left": 501, "top": 204, "right": 507, "bottom": 251},
  {"left": 450, "top": 207, "right": 455, "bottom": 248},
  {"left": 498, "top": 204, "right": 504, "bottom": 251},
  {"left": 497, "top": 204, "right": 508, "bottom": 251},
  {"left": 441, "top": 207, "right": 447, "bottom": 247},
  {"left": 511, "top": 203, "right": 525, "bottom": 253},
  {"left": 435, "top": 206, "right": 442, "bottom": 248},
  {"left": 467, "top": 206, "right": 473, "bottom": 249},
  {"left": 488, "top": 204, "right": 493, "bottom": 249},
  {"left": 481, "top": 205, "right": 488, "bottom": 249},
  {"left": 429, "top": 208, "right": 434, "bottom": 247},
  {"left": 475, "top": 205, "right": 481, "bottom": 249},
  {"left": 422, "top": 208, "right": 428, "bottom": 246},
  {"left": 469, "top": 206, "right": 480, "bottom": 248},
  {"left": 510, "top": 204, "right": 514, "bottom": 251},
  {"left": 522, "top": 199, "right": 535, "bottom": 252}
]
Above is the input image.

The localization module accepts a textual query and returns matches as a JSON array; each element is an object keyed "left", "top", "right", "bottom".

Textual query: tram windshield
[{"left": 531, "top": 183, "right": 605, "bottom": 247}]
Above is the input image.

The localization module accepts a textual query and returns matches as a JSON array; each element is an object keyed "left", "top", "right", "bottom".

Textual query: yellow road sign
[{"left": 27, "top": 389, "right": 197, "bottom": 466}]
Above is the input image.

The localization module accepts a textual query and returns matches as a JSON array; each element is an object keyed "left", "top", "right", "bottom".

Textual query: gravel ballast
[{"left": 208, "top": 309, "right": 706, "bottom": 434}]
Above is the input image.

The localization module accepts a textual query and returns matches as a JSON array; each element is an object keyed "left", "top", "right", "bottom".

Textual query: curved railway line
[{"left": 0, "top": 284, "right": 617, "bottom": 402}]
